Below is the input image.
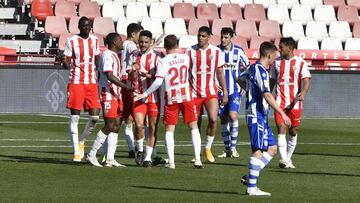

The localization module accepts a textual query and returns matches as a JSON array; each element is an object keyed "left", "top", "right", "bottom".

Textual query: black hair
[
  {"left": 164, "top": 34, "right": 178, "bottom": 49},
  {"left": 105, "top": 32, "right": 120, "bottom": 47},
  {"left": 139, "top": 30, "right": 152, "bottom": 39},
  {"left": 126, "top": 23, "right": 143, "bottom": 37},
  {"left": 279, "top": 37, "right": 296, "bottom": 50},
  {"left": 198, "top": 26, "right": 212, "bottom": 36},
  {"left": 259, "top": 41, "right": 277, "bottom": 58},
  {"left": 78, "top": 16, "right": 90, "bottom": 26},
  {"left": 220, "top": 27, "right": 234, "bottom": 37}
]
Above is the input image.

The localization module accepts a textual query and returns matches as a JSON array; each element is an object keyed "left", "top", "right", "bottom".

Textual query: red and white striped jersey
[
  {"left": 98, "top": 50, "right": 122, "bottom": 101},
  {"left": 155, "top": 53, "right": 193, "bottom": 105},
  {"left": 120, "top": 40, "right": 137, "bottom": 81},
  {"left": 128, "top": 50, "right": 162, "bottom": 103},
  {"left": 64, "top": 34, "right": 100, "bottom": 84},
  {"left": 186, "top": 44, "right": 225, "bottom": 98},
  {"left": 270, "top": 56, "right": 312, "bottom": 110}
]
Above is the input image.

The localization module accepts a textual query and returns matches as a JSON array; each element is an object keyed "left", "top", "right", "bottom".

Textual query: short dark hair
[
  {"left": 220, "top": 27, "right": 234, "bottom": 37},
  {"left": 198, "top": 26, "right": 211, "bottom": 35},
  {"left": 139, "top": 30, "right": 152, "bottom": 39},
  {"left": 164, "top": 34, "right": 178, "bottom": 50},
  {"left": 126, "top": 23, "right": 143, "bottom": 37},
  {"left": 105, "top": 32, "right": 120, "bottom": 46},
  {"left": 279, "top": 37, "right": 296, "bottom": 50},
  {"left": 78, "top": 16, "right": 90, "bottom": 26},
  {"left": 259, "top": 41, "right": 277, "bottom": 58}
]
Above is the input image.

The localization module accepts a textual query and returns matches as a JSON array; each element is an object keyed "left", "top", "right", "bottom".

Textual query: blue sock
[
  {"left": 229, "top": 120, "right": 239, "bottom": 149},
  {"left": 221, "top": 123, "right": 230, "bottom": 150},
  {"left": 248, "top": 157, "right": 262, "bottom": 188}
]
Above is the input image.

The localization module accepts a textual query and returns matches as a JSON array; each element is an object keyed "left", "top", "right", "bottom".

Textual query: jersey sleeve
[
  {"left": 217, "top": 50, "right": 226, "bottom": 68},
  {"left": 64, "top": 38, "right": 72, "bottom": 57},
  {"left": 101, "top": 53, "right": 113, "bottom": 73},
  {"left": 126, "top": 54, "right": 135, "bottom": 72},
  {"left": 154, "top": 59, "right": 166, "bottom": 79},
  {"left": 239, "top": 49, "right": 250, "bottom": 69},
  {"left": 301, "top": 61, "right": 312, "bottom": 79},
  {"left": 94, "top": 37, "right": 101, "bottom": 56},
  {"left": 255, "top": 67, "right": 270, "bottom": 93},
  {"left": 127, "top": 42, "right": 138, "bottom": 55}
]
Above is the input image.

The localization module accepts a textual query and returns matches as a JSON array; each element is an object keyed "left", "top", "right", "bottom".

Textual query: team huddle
[{"left": 63, "top": 17, "right": 311, "bottom": 196}]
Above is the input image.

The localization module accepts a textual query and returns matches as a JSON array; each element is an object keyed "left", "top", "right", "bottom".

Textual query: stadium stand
[
  {"left": 196, "top": 3, "right": 219, "bottom": 24},
  {"left": 160, "top": 0, "right": 183, "bottom": 7},
  {"left": 45, "top": 16, "right": 68, "bottom": 38},
  {"left": 112, "top": 0, "right": 136, "bottom": 5},
  {"left": 31, "top": 0, "right": 53, "bottom": 22},
  {"left": 149, "top": 2, "right": 172, "bottom": 23},
  {"left": 220, "top": 3, "right": 242, "bottom": 23},
  {"left": 258, "top": 20, "right": 281, "bottom": 41},
  {"left": 243, "top": 3, "right": 266, "bottom": 24},
  {"left": 173, "top": 3, "right": 195, "bottom": 23},
  {"left": 297, "top": 37, "right": 320, "bottom": 50},
  {"left": 188, "top": 18, "right": 209, "bottom": 36},
  {"left": 305, "top": 21, "right": 329, "bottom": 41},
  {"left": 282, "top": 21, "right": 305, "bottom": 41},
  {"left": 54, "top": 0, "right": 77, "bottom": 21},
  {"left": 344, "top": 38, "right": 360, "bottom": 51},
  {"left": 93, "top": 17, "right": 115, "bottom": 37},
  {"left": 116, "top": 17, "right": 138, "bottom": 35},
  {"left": 328, "top": 21, "right": 352, "bottom": 42},
  {"left": 337, "top": 5, "right": 359, "bottom": 26},
  {"left": 232, "top": 36, "right": 248, "bottom": 49},
  {"left": 178, "top": 35, "right": 197, "bottom": 48},
  {"left": 346, "top": 0, "right": 360, "bottom": 9},
  {"left": 78, "top": 1, "right": 101, "bottom": 20},
  {"left": 209, "top": 35, "right": 221, "bottom": 46},
  {"left": 183, "top": 0, "right": 206, "bottom": 7},
  {"left": 352, "top": 22, "right": 360, "bottom": 38},
  {"left": 101, "top": 1, "right": 125, "bottom": 22},
  {"left": 69, "top": 16, "right": 81, "bottom": 34},
  {"left": 323, "top": 0, "right": 346, "bottom": 9},
  {"left": 235, "top": 19, "right": 257, "bottom": 41},
  {"left": 314, "top": 5, "right": 337, "bottom": 25},
  {"left": 126, "top": 2, "right": 149, "bottom": 22},
  {"left": 211, "top": 19, "right": 233, "bottom": 36},
  {"left": 207, "top": 0, "right": 230, "bottom": 7},
  {"left": 91, "top": 0, "right": 112, "bottom": 6},
  {"left": 267, "top": 4, "right": 290, "bottom": 24},
  {"left": 230, "top": 0, "right": 253, "bottom": 8},
  {"left": 290, "top": 4, "right": 313, "bottom": 25},
  {"left": 277, "top": 0, "right": 299, "bottom": 9},
  {"left": 321, "top": 38, "right": 343, "bottom": 50},
  {"left": 253, "top": 0, "right": 276, "bottom": 9},
  {"left": 164, "top": 18, "right": 187, "bottom": 38},
  {"left": 300, "top": 0, "right": 323, "bottom": 9},
  {"left": 141, "top": 18, "right": 164, "bottom": 38},
  {"left": 249, "top": 36, "right": 271, "bottom": 49},
  {"left": 58, "top": 33, "right": 74, "bottom": 51}
]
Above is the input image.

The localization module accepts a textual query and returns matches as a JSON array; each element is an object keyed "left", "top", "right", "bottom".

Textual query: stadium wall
[{"left": 0, "top": 67, "right": 359, "bottom": 118}]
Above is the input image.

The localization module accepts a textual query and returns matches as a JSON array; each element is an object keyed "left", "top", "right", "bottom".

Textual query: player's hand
[
  {"left": 240, "top": 88, "right": 246, "bottom": 96},
  {"left": 297, "top": 92, "right": 306, "bottom": 101},
  {"left": 281, "top": 113, "right": 291, "bottom": 127},
  {"left": 134, "top": 93, "right": 144, "bottom": 101},
  {"left": 221, "top": 93, "right": 229, "bottom": 106}
]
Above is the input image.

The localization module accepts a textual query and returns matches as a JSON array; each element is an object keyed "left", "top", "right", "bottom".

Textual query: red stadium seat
[
  {"left": 31, "top": 0, "right": 53, "bottom": 22},
  {"left": 45, "top": 16, "right": 68, "bottom": 38},
  {"left": 243, "top": 4, "right": 266, "bottom": 24},
  {"left": 93, "top": 17, "right": 115, "bottom": 37},
  {"left": 93, "top": 33, "right": 105, "bottom": 47},
  {"left": 55, "top": 0, "right": 77, "bottom": 21},
  {"left": 68, "top": 0, "right": 83, "bottom": 5},
  {"left": 209, "top": 35, "right": 221, "bottom": 46},
  {"left": 173, "top": 3, "right": 196, "bottom": 24},
  {"left": 232, "top": 36, "right": 248, "bottom": 49},
  {"left": 196, "top": 3, "right": 219, "bottom": 24},
  {"left": 259, "top": 20, "right": 281, "bottom": 41},
  {"left": 211, "top": 19, "right": 233, "bottom": 36},
  {"left": 353, "top": 22, "right": 360, "bottom": 38},
  {"left": 337, "top": 5, "right": 359, "bottom": 26},
  {"left": 323, "top": 0, "right": 345, "bottom": 9},
  {"left": 58, "top": 33, "right": 74, "bottom": 51},
  {"left": 346, "top": 0, "right": 360, "bottom": 9},
  {"left": 79, "top": 1, "right": 101, "bottom": 20},
  {"left": 69, "top": 16, "right": 80, "bottom": 34},
  {"left": 249, "top": 36, "right": 271, "bottom": 49},
  {"left": 220, "top": 3, "right": 242, "bottom": 23},
  {"left": 188, "top": 18, "right": 209, "bottom": 35},
  {"left": 235, "top": 19, "right": 258, "bottom": 41}
]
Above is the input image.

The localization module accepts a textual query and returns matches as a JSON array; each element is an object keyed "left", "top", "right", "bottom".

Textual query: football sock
[
  {"left": 287, "top": 135, "right": 298, "bottom": 160},
  {"left": 136, "top": 137, "right": 144, "bottom": 152},
  {"left": 125, "top": 122, "right": 135, "bottom": 151},
  {"left": 69, "top": 115, "right": 80, "bottom": 155},
  {"left": 106, "top": 132, "right": 118, "bottom": 161},
  {"left": 145, "top": 146, "right": 153, "bottom": 161},
  {"left": 248, "top": 157, "right": 262, "bottom": 188},
  {"left": 229, "top": 120, "right": 239, "bottom": 150},
  {"left": 260, "top": 151, "right": 273, "bottom": 170},
  {"left": 221, "top": 123, "right": 230, "bottom": 150},
  {"left": 144, "top": 126, "right": 149, "bottom": 140},
  {"left": 89, "top": 130, "right": 107, "bottom": 157},
  {"left": 278, "top": 134, "right": 288, "bottom": 161},
  {"left": 191, "top": 129, "right": 201, "bottom": 160},
  {"left": 79, "top": 115, "right": 99, "bottom": 144},
  {"left": 165, "top": 131, "right": 175, "bottom": 164},
  {"left": 205, "top": 135, "right": 214, "bottom": 149}
]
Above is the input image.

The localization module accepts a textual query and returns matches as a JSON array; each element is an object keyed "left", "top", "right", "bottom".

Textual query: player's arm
[
  {"left": 217, "top": 67, "right": 228, "bottom": 105},
  {"left": 236, "top": 69, "right": 248, "bottom": 90},
  {"left": 63, "top": 38, "right": 72, "bottom": 69},
  {"left": 63, "top": 56, "right": 71, "bottom": 69},
  {"left": 105, "top": 72, "right": 133, "bottom": 91},
  {"left": 270, "top": 78, "right": 276, "bottom": 92},
  {"left": 269, "top": 63, "right": 277, "bottom": 92},
  {"left": 297, "top": 78, "right": 310, "bottom": 101},
  {"left": 263, "top": 92, "right": 291, "bottom": 126}
]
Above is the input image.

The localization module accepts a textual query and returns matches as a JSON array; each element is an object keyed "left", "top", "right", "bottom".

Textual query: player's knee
[
  {"left": 208, "top": 118, "right": 217, "bottom": 127},
  {"left": 268, "top": 146, "right": 277, "bottom": 156},
  {"left": 135, "top": 123, "right": 145, "bottom": 132},
  {"left": 289, "top": 127, "right": 298, "bottom": 137}
]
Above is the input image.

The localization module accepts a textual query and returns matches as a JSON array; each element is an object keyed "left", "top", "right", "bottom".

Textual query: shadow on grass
[
  {"left": 295, "top": 152, "right": 360, "bottom": 158},
  {"left": 0, "top": 154, "right": 86, "bottom": 166},
  {"left": 131, "top": 185, "right": 240, "bottom": 195},
  {"left": 270, "top": 169, "right": 360, "bottom": 178}
]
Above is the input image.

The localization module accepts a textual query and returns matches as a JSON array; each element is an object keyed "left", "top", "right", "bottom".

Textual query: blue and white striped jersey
[
  {"left": 218, "top": 44, "right": 250, "bottom": 95},
  {"left": 239, "top": 61, "right": 271, "bottom": 121}
]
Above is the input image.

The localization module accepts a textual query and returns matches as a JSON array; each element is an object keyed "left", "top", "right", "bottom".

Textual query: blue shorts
[
  {"left": 246, "top": 116, "right": 276, "bottom": 151},
  {"left": 218, "top": 93, "right": 241, "bottom": 117}
]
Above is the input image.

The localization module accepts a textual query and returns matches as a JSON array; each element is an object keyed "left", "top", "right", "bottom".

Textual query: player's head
[
  {"left": 164, "top": 34, "right": 178, "bottom": 50},
  {"left": 78, "top": 16, "right": 91, "bottom": 36},
  {"left": 279, "top": 37, "right": 296, "bottom": 58},
  {"left": 220, "top": 27, "right": 234, "bottom": 48},
  {"left": 197, "top": 26, "right": 211, "bottom": 48},
  {"left": 105, "top": 33, "right": 123, "bottom": 51},
  {"left": 259, "top": 41, "right": 277, "bottom": 64},
  {"left": 139, "top": 30, "right": 152, "bottom": 53},
  {"left": 127, "top": 23, "right": 144, "bottom": 43}
]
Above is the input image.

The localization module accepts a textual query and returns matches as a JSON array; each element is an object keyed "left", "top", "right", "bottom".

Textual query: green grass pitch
[{"left": 0, "top": 115, "right": 359, "bottom": 202}]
